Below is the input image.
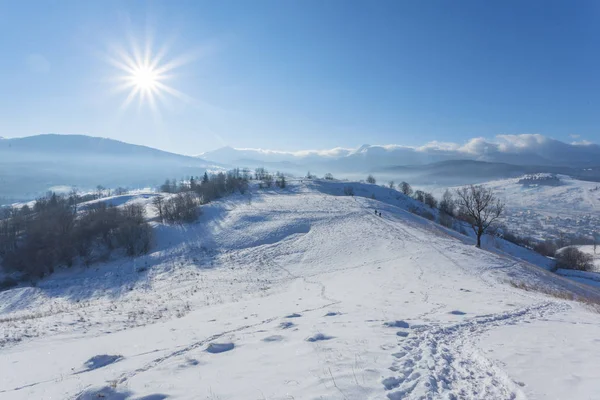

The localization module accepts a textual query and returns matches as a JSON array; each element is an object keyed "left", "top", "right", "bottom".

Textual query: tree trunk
[{"left": 476, "top": 232, "right": 482, "bottom": 248}]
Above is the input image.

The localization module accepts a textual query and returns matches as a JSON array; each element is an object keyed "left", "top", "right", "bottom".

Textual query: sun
[
  {"left": 130, "top": 65, "right": 159, "bottom": 90},
  {"left": 106, "top": 37, "right": 190, "bottom": 112}
]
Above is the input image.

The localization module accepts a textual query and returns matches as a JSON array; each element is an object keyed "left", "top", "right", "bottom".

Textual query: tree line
[
  {"left": 0, "top": 167, "right": 283, "bottom": 280},
  {"left": 0, "top": 193, "right": 151, "bottom": 278}
]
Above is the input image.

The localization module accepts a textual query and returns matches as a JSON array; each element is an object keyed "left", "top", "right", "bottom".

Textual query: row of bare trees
[{"left": 367, "top": 176, "right": 504, "bottom": 248}]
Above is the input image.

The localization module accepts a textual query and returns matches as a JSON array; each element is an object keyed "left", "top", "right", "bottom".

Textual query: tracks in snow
[{"left": 382, "top": 301, "right": 570, "bottom": 400}]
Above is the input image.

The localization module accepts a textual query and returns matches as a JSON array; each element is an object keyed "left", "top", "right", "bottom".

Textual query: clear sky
[{"left": 0, "top": 0, "right": 598, "bottom": 155}]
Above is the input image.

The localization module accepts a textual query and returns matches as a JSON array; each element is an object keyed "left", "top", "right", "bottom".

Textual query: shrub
[
  {"left": 534, "top": 240, "right": 558, "bottom": 257},
  {"left": 555, "top": 247, "right": 594, "bottom": 271},
  {"left": 421, "top": 209, "right": 435, "bottom": 221},
  {"left": 424, "top": 192, "right": 438, "bottom": 208},
  {"left": 414, "top": 190, "right": 425, "bottom": 203},
  {"left": 439, "top": 212, "right": 453, "bottom": 228},
  {"left": 163, "top": 193, "right": 200, "bottom": 223},
  {"left": 502, "top": 229, "right": 533, "bottom": 249},
  {"left": 275, "top": 172, "right": 286, "bottom": 188},
  {"left": 408, "top": 206, "right": 434, "bottom": 221},
  {"left": 400, "top": 182, "right": 413, "bottom": 196},
  {"left": 324, "top": 173, "right": 334, "bottom": 180},
  {"left": 439, "top": 190, "right": 454, "bottom": 216},
  {"left": 115, "top": 220, "right": 153, "bottom": 256}
]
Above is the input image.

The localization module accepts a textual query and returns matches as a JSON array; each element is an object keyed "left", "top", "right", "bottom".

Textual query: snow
[{"left": 1, "top": 179, "right": 600, "bottom": 399}]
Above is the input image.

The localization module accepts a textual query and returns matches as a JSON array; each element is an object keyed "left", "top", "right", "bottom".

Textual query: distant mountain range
[
  {"left": 0, "top": 134, "right": 221, "bottom": 203},
  {"left": 199, "top": 135, "right": 600, "bottom": 172},
  {"left": 2, "top": 134, "right": 599, "bottom": 204}
]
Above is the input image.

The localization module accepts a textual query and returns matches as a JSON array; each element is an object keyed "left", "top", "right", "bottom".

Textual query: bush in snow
[
  {"left": 555, "top": 247, "right": 594, "bottom": 272},
  {"left": 163, "top": 193, "right": 200, "bottom": 224},
  {"left": 324, "top": 173, "right": 334, "bottom": 180},
  {"left": 439, "top": 212, "right": 454, "bottom": 229},
  {"left": 275, "top": 172, "right": 286, "bottom": 188},
  {"left": 423, "top": 192, "right": 438, "bottom": 209},
  {"left": 400, "top": 181, "right": 413, "bottom": 196},
  {"left": 439, "top": 190, "right": 454, "bottom": 216},
  {"left": 413, "top": 190, "right": 425, "bottom": 203},
  {"left": 533, "top": 240, "right": 558, "bottom": 257}
]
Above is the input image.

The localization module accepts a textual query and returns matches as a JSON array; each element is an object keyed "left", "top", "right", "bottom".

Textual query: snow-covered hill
[
  {"left": 433, "top": 175, "right": 600, "bottom": 241},
  {"left": 0, "top": 134, "right": 222, "bottom": 204},
  {"left": 1, "top": 180, "right": 600, "bottom": 400}
]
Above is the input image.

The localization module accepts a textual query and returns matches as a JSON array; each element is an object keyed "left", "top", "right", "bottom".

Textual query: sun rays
[{"left": 106, "top": 36, "right": 191, "bottom": 113}]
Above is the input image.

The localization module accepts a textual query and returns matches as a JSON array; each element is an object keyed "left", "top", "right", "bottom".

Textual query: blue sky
[{"left": 0, "top": 0, "right": 598, "bottom": 155}]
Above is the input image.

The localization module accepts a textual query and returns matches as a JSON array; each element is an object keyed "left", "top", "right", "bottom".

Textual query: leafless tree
[
  {"left": 400, "top": 182, "right": 413, "bottom": 196},
  {"left": 439, "top": 189, "right": 454, "bottom": 216},
  {"left": 152, "top": 195, "right": 165, "bottom": 222},
  {"left": 388, "top": 181, "right": 395, "bottom": 189},
  {"left": 96, "top": 185, "right": 105, "bottom": 199},
  {"left": 366, "top": 175, "right": 376, "bottom": 184},
  {"left": 455, "top": 185, "right": 505, "bottom": 248}
]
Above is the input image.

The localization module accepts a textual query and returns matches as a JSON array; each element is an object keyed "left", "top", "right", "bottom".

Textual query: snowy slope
[
  {"left": 433, "top": 175, "right": 600, "bottom": 240},
  {"left": 1, "top": 180, "right": 600, "bottom": 400}
]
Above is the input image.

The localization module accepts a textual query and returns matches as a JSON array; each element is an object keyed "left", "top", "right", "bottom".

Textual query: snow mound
[
  {"left": 205, "top": 342, "right": 235, "bottom": 354},
  {"left": 384, "top": 320, "right": 410, "bottom": 329},
  {"left": 82, "top": 354, "right": 123, "bottom": 371},
  {"left": 262, "top": 335, "right": 284, "bottom": 342},
  {"left": 306, "top": 333, "right": 335, "bottom": 342}
]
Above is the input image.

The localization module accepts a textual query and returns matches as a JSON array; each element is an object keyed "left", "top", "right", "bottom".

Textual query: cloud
[
  {"left": 570, "top": 134, "right": 581, "bottom": 139},
  {"left": 26, "top": 53, "right": 51, "bottom": 73},
  {"left": 235, "top": 147, "right": 354, "bottom": 158},
  {"left": 571, "top": 140, "right": 593, "bottom": 146},
  {"left": 202, "top": 134, "right": 599, "bottom": 167}
]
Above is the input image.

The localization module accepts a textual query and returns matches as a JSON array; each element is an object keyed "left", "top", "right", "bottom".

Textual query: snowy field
[{"left": 1, "top": 180, "right": 600, "bottom": 400}]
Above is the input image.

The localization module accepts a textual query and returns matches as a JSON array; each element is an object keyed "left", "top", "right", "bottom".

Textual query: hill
[
  {"left": 433, "top": 175, "right": 600, "bottom": 241},
  {"left": 0, "top": 134, "right": 221, "bottom": 204},
  {"left": 381, "top": 160, "right": 600, "bottom": 186},
  {"left": 1, "top": 179, "right": 599, "bottom": 399}
]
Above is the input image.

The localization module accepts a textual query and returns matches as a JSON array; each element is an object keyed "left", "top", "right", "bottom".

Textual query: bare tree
[
  {"left": 400, "top": 182, "right": 413, "bottom": 196},
  {"left": 439, "top": 189, "right": 454, "bottom": 216},
  {"left": 366, "top": 175, "right": 376, "bottom": 184},
  {"left": 96, "top": 185, "right": 105, "bottom": 199},
  {"left": 455, "top": 185, "right": 505, "bottom": 248},
  {"left": 152, "top": 195, "right": 165, "bottom": 222},
  {"left": 388, "top": 181, "right": 395, "bottom": 190}
]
